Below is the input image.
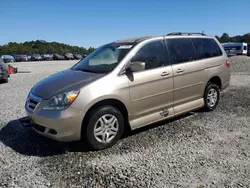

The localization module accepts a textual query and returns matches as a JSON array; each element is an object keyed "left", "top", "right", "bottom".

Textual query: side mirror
[{"left": 129, "top": 61, "right": 145, "bottom": 72}]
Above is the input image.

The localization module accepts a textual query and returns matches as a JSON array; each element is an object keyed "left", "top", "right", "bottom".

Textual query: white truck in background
[{"left": 222, "top": 42, "right": 248, "bottom": 55}]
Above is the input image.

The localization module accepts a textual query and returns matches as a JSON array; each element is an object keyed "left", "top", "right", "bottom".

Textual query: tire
[
  {"left": 203, "top": 83, "right": 220, "bottom": 111},
  {"left": 2, "top": 74, "right": 8, "bottom": 83},
  {"left": 4, "top": 77, "right": 8, "bottom": 83},
  {"left": 83, "top": 106, "right": 124, "bottom": 150}
]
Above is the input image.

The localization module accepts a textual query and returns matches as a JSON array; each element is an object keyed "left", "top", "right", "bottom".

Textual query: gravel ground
[{"left": 0, "top": 57, "right": 250, "bottom": 187}]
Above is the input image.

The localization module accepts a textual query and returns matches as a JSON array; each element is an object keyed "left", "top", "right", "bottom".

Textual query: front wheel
[
  {"left": 4, "top": 77, "right": 8, "bottom": 83},
  {"left": 203, "top": 83, "right": 220, "bottom": 111},
  {"left": 83, "top": 106, "right": 124, "bottom": 150},
  {"left": 2, "top": 75, "right": 8, "bottom": 83}
]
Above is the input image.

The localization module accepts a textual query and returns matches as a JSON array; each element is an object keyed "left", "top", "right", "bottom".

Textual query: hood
[{"left": 31, "top": 69, "right": 104, "bottom": 99}]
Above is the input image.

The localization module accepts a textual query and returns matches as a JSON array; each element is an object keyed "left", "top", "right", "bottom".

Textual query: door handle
[
  {"left": 161, "top": 72, "right": 170, "bottom": 76},
  {"left": 176, "top": 68, "right": 185, "bottom": 73}
]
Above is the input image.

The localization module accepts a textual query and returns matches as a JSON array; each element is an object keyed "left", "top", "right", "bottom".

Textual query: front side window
[
  {"left": 167, "top": 38, "right": 197, "bottom": 64},
  {"left": 131, "top": 40, "right": 168, "bottom": 71},
  {"left": 243, "top": 46, "right": 247, "bottom": 50},
  {"left": 72, "top": 43, "right": 133, "bottom": 73}
]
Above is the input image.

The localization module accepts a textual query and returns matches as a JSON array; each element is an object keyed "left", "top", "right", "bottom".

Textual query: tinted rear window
[
  {"left": 166, "top": 38, "right": 197, "bottom": 64},
  {"left": 192, "top": 38, "right": 222, "bottom": 59}
]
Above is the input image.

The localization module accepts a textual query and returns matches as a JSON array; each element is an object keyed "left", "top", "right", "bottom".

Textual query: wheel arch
[
  {"left": 207, "top": 76, "right": 222, "bottom": 89},
  {"left": 81, "top": 98, "right": 130, "bottom": 139}
]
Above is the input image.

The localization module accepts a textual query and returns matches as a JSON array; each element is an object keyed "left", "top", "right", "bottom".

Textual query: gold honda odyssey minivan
[{"left": 24, "top": 32, "right": 231, "bottom": 150}]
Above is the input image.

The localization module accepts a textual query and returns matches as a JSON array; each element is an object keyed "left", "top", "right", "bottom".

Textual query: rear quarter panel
[{"left": 204, "top": 55, "right": 230, "bottom": 91}]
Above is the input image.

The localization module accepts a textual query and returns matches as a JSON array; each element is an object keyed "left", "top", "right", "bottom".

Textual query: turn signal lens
[{"left": 68, "top": 93, "right": 78, "bottom": 104}]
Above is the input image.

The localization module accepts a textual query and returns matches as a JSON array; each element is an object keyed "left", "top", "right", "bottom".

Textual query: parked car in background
[
  {"left": 224, "top": 47, "right": 236, "bottom": 57},
  {"left": 0, "top": 57, "right": 9, "bottom": 83},
  {"left": 64, "top": 53, "right": 74, "bottom": 60},
  {"left": 222, "top": 43, "right": 248, "bottom": 55},
  {"left": 1, "top": 55, "right": 15, "bottom": 63},
  {"left": 31, "top": 54, "right": 42, "bottom": 61},
  {"left": 13, "top": 55, "right": 28, "bottom": 62},
  {"left": 23, "top": 32, "right": 231, "bottom": 150},
  {"left": 74, "top": 54, "right": 82, "bottom": 60},
  {"left": 41, "top": 54, "right": 53, "bottom": 61},
  {"left": 248, "top": 43, "right": 250, "bottom": 56},
  {"left": 53, "top": 54, "right": 65, "bottom": 60},
  {"left": 13, "top": 55, "right": 21, "bottom": 62},
  {"left": 27, "top": 56, "right": 32, "bottom": 61}
]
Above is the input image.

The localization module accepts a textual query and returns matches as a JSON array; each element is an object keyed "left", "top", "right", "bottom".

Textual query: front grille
[
  {"left": 28, "top": 99, "right": 38, "bottom": 110},
  {"left": 26, "top": 93, "right": 43, "bottom": 112}
]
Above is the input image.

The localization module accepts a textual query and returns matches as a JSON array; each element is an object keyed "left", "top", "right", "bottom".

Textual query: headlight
[{"left": 43, "top": 90, "right": 80, "bottom": 111}]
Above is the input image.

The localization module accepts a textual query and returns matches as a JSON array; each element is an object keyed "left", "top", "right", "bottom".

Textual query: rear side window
[
  {"left": 243, "top": 46, "right": 247, "bottom": 50},
  {"left": 192, "top": 38, "right": 222, "bottom": 59},
  {"left": 166, "top": 38, "right": 197, "bottom": 64}
]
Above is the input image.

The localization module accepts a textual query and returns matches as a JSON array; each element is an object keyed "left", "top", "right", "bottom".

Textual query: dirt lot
[{"left": 0, "top": 57, "right": 250, "bottom": 187}]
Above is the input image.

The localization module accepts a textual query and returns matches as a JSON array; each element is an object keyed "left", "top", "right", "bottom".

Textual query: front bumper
[{"left": 24, "top": 95, "right": 84, "bottom": 142}]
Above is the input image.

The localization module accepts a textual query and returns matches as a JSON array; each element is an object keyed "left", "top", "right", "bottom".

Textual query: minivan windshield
[{"left": 71, "top": 43, "right": 134, "bottom": 74}]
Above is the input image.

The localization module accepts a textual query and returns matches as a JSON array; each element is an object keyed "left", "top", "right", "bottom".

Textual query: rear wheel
[
  {"left": 83, "top": 106, "right": 124, "bottom": 150},
  {"left": 203, "top": 83, "right": 220, "bottom": 111}
]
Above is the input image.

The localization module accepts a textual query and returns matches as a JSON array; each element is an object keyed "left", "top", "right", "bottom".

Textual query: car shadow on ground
[
  {"left": 0, "top": 118, "right": 90, "bottom": 157},
  {"left": 0, "top": 112, "right": 197, "bottom": 157}
]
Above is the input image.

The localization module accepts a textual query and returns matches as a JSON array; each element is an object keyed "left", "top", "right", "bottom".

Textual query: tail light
[{"left": 226, "top": 60, "right": 230, "bottom": 68}]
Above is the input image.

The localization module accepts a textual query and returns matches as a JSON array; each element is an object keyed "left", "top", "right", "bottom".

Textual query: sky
[{"left": 1, "top": 0, "right": 249, "bottom": 48}]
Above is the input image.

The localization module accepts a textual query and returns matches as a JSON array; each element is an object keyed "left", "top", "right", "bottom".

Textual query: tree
[
  {"left": 216, "top": 33, "right": 250, "bottom": 43},
  {"left": 0, "top": 40, "right": 95, "bottom": 55},
  {"left": 220, "top": 33, "right": 230, "bottom": 43},
  {"left": 243, "top": 33, "right": 250, "bottom": 43},
  {"left": 215, "top": 35, "right": 220, "bottom": 41}
]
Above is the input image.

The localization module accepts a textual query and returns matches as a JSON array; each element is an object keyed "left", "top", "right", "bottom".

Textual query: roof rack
[
  {"left": 167, "top": 32, "right": 206, "bottom": 36},
  {"left": 115, "top": 36, "right": 152, "bottom": 44}
]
